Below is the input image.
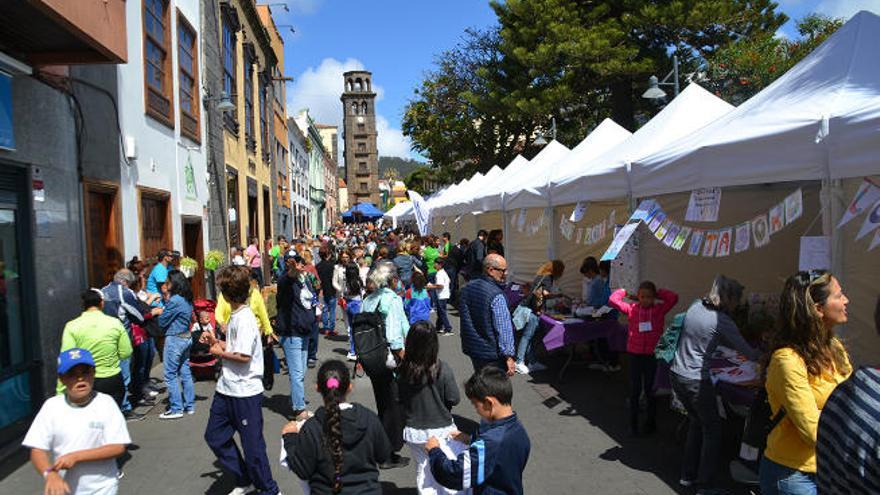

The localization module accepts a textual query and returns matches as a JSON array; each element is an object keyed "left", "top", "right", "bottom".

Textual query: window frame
[
  {"left": 142, "top": 0, "right": 174, "bottom": 128},
  {"left": 243, "top": 45, "right": 255, "bottom": 152},
  {"left": 221, "top": 5, "right": 240, "bottom": 135},
  {"left": 176, "top": 10, "right": 200, "bottom": 143}
]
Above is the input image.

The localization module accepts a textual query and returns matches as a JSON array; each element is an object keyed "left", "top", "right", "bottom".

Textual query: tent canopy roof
[
  {"left": 631, "top": 10, "right": 880, "bottom": 196},
  {"left": 342, "top": 202, "right": 384, "bottom": 218}
]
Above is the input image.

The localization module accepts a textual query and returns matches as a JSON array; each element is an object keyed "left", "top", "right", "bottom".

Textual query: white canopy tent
[
  {"left": 472, "top": 155, "right": 531, "bottom": 212},
  {"left": 630, "top": 10, "right": 880, "bottom": 196},
  {"left": 440, "top": 165, "right": 504, "bottom": 217},
  {"left": 550, "top": 83, "right": 735, "bottom": 204},
  {"left": 502, "top": 140, "right": 572, "bottom": 210},
  {"left": 382, "top": 201, "right": 413, "bottom": 228}
]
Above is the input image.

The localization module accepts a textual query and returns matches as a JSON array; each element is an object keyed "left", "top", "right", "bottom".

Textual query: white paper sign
[
  {"left": 799, "top": 236, "right": 830, "bottom": 271},
  {"left": 570, "top": 202, "right": 587, "bottom": 223},
  {"left": 685, "top": 188, "right": 722, "bottom": 222},
  {"left": 517, "top": 209, "right": 527, "bottom": 232}
]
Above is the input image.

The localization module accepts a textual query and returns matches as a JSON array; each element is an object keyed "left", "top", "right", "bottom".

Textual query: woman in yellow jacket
[{"left": 760, "top": 270, "right": 852, "bottom": 495}]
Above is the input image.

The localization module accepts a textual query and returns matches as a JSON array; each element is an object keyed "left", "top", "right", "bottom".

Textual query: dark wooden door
[
  {"left": 86, "top": 188, "right": 123, "bottom": 287},
  {"left": 140, "top": 191, "right": 170, "bottom": 261},
  {"left": 183, "top": 219, "right": 204, "bottom": 301}
]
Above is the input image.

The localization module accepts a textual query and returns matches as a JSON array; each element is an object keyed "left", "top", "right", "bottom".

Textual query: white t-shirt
[
  {"left": 582, "top": 276, "right": 597, "bottom": 302},
  {"left": 216, "top": 306, "right": 264, "bottom": 398},
  {"left": 23, "top": 393, "right": 130, "bottom": 495},
  {"left": 435, "top": 269, "right": 451, "bottom": 300}
]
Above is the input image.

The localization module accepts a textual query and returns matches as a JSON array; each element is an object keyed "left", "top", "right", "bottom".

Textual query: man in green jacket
[{"left": 58, "top": 289, "right": 132, "bottom": 410}]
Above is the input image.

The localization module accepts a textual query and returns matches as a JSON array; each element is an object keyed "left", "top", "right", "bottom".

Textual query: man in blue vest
[{"left": 458, "top": 253, "right": 515, "bottom": 376}]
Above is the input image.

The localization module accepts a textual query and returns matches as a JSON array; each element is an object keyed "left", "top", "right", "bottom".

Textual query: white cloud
[
  {"left": 816, "top": 0, "right": 880, "bottom": 18},
  {"left": 376, "top": 115, "right": 412, "bottom": 159},
  {"left": 287, "top": 57, "right": 412, "bottom": 164}
]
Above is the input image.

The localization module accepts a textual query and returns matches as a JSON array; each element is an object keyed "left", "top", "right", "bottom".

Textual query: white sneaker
[
  {"left": 606, "top": 364, "right": 622, "bottom": 372},
  {"left": 185, "top": 409, "right": 195, "bottom": 415},
  {"left": 527, "top": 361, "right": 547, "bottom": 372},
  {"left": 514, "top": 362, "right": 530, "bottom": 374},
  {"left": 228, "top": 486, "right": 252, "bottom": 495},
  {"left": 159, "top": 410, "right": 183, "bottom": 420},
  {"left": 588, "top": 363, "right": 608, "bottom": 372},
  {"left": 346, "top": 352, "right": 357, "bottom": 362}
]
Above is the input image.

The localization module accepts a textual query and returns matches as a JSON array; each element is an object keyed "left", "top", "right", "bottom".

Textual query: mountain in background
[{"left": 378, "top": 156, "right": 422, "bottom": 181}]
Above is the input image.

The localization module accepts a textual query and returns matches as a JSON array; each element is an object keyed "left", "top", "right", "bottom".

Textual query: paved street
[{"left": 0, "top": 310, "right": 748, "bottom": 495}]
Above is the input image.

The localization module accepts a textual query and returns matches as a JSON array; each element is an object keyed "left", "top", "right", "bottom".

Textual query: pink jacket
[{"left": 609, "top": 288, "right": 679, "bottom": 355}]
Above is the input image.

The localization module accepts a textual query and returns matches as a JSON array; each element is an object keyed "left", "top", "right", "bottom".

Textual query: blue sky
[{"left": 269, "top": 0, "right": 878, "bottom": 161}]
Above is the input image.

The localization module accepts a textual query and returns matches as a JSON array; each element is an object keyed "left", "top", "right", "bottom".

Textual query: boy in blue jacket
[{"left": 425, "top": 366, "right": 531, "bottom": 494}]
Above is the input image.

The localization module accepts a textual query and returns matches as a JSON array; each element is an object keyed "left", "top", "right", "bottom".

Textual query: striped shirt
[{"left": 816, "top": 367, "right": 880, "bottom": 494}]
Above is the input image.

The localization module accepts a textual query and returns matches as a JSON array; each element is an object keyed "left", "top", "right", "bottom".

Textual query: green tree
[
  {"left": 705, "top": 14, "right": 843, "bottom": 104},
  {"left": 402, "top": 28, "right": 538, "bottom": 181}
]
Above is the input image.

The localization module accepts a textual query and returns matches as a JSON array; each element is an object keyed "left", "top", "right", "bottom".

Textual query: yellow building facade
[{"left": 220, "top": 1, "right": 276, "bottom": 248}]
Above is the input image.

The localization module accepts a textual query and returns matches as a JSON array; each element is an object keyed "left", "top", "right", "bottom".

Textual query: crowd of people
[{"left": 19, "top": 222, "right": 880, "bottom": 495}]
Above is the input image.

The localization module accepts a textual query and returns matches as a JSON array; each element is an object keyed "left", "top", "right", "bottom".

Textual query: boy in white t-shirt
[
  {"left": 23, "top": 348, "right": 131, "bottom": 495},
  {"left": 201, "top": 265, "right": 280, "bottom": 495},
  {"left": 430, "top": 258, "right": 454, "bottom": 335}
]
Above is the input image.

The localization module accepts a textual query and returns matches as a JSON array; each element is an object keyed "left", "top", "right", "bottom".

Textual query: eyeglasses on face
[{"left": 489, "top": 266, "right": 508, "bottom": 274}]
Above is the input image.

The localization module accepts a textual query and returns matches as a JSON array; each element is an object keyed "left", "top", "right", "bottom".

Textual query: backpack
[
  {"left": 654, "top": 299, "right": 702, "bottom": 363},
  {"left": 740, "top": 387, "right": 786, "bottom": 459},
  {"left": 351, "top": 310, "right": 390, "bottom": 377}
]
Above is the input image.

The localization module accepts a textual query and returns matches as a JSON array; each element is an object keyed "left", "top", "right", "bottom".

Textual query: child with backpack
[
  {"left": 405, "top": 272, "right": 433, "bottom": 325},
  {"left": 609, "top": 281, "right": 679, "bottom": 436},
  {"left": 282, "top": 359, "right": 391, "bottom": 494},
  {"left": 426, "top": 366, "right": 531, "bottom": 494},
  {"left": 398, "top": 322, "right": 463, "bottom": 494}
]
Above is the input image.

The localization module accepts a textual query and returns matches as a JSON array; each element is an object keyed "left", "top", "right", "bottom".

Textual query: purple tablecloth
[{"left": 541, "top": 315, "right": 627, "bottom": 352}]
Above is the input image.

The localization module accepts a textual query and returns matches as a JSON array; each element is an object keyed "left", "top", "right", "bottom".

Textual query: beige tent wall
[
  {"left": 505, "top": 206, "right": 551, "bottom": 283},
  {"left": 638, "top": 182, "right": 823, "bottom": 317},
  {"left": 476, "top": 210, "right": 503, "bottom": 233},
  {"left": 838, "top": 175, "right": 880, "bottom": 366},
  {"left": 553, "top": 200, "right": 629, "bottom": 298}
]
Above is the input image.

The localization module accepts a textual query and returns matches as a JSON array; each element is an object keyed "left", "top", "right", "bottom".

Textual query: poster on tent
[
  {"left": 685, "top": 188, "right": 722, "bottom": 222},
  {"left": 838, "top": 178, "right": 880, "bottom": 228},
  {"left": 517, "top": 208, "right": 527, "bottom": 232},
  {"left": 570, "top": 202, "right": 587, "bottom": 222},
  {"left": 768, "top": 203, "right": 785, "bottom": 235},
  {"left": 687, "top": 229, "right": 704, "bottom": 256},
  {"left": 799, "top": 236, "right": 830, "bottom": 271},
  {"left": 601, "top": 222, "right": 639, "bottom": 262},
  {"left": 610, "top": 226, "right": 639, "bottom": 295},
  {"left": 716, "top": 228, "right": 733, "bottom": 257},
  {"left": 752, "top": 214, "right": 770, "bottom": 248},
  {"left": 734, "top": 223, "right": 750, "bottom": 253},
  {"left": 784, "top": 189, "right": 803, "bottom": 225}
]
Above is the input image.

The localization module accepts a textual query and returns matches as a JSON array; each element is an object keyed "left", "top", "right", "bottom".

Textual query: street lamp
[
  {"left": 642, "top": 54, "right": 680, "bottom": 100},
  {"left": 204, "top": 92, "right": 236, "bottom": 112},
  {"left": 534, "top": 117, "right": 556, "bottom": 146}
]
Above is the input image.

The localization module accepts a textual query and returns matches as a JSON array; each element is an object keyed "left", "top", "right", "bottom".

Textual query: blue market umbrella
[{"left": 342, "top": 202, "right": 384, "bottom": 222}]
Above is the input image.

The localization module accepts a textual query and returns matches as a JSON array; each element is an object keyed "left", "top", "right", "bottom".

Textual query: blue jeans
[
  {"left": 132, "top": 338, "right": 155, "bottom": 398},
  {"left": 427, "top": 272, "right": 440, "bottom": 309},
  {"left": 321, "top": 294, "right": 337, "bottom": 332},
  {"left": 308, "top": 320, "right": 319, "bottom": 362},
  {"left": 345, "top": 298, "right": 362, "bottom": 355},
  {"left": 280, "top": 335, "right": 308, "bottom": 411},
  {"left": 163, "top": 334, "right": 195, "bottom": 413},
  {"left": 515, "top": 312, "right": 540, "bottom": 364},
  {"left": 760, "top": 457, "right": 816, "bottom": 495},
  {"left": 435, "top": 298, "right": 452, "bottom": 332},
  {"left": 119, "top": 357, "right": 132, "bottom": 412}
]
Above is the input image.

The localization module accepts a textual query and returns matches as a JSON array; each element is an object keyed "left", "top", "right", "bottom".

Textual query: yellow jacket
[
  {"left": 764, "top": 344, "right": 850, "bottom": 473},
  {"left": 215, "top": 287, "right": 273, "bottom": 336}
]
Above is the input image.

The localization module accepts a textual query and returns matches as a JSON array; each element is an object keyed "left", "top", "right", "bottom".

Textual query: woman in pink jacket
[{"left": 609, "top": 282, "right": 678, "bottom": 436}]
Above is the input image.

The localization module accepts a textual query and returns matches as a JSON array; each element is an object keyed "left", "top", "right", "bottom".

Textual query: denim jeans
[
  {"left": 671, "top": 373, "right": 721, "bottom": 485},
  {"left": 427, "top": 272, "right": 439, "bottom": 310},
  {"left": 760, "top": 457, "right": 817, "bottom": 495},
  {"left": 435, "top": 298, "right": 452, "bottom": 332},
  {"left": 119, "top": 357, "right": 132, "bottom": 412},
  {"left": 280, "top": 335, "right": 308, "bottom": 411},
  {"left": 515, "top": 312, "right": 540, "bottom": 364},
  {"left": 163, "top": 334, "right": 195, "bottom": 413},
  {"left": 132, "top": 338, "right": 155, "bottom": 399},
  {"left": 345, "top": 298, "right": 362, "bottom": 355},
  {"left": 321, "top": 294, "right": 337, "bottom": 332}
]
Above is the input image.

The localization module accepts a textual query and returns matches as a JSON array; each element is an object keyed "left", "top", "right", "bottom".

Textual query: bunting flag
[
  {"left": 856, "top": 199, "right": 880, "bottom": 240},
  {"left": 838, "top": 178, "right": 880, "bottom": 228}
]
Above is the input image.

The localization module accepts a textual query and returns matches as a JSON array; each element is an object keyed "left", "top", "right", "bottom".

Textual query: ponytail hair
[{"left": 316, "top": 360, "right": 351, "bottom": 494}]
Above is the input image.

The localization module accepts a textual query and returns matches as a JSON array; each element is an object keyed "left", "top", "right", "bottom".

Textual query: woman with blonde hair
[{"left": 760, "top": 270, "right": 852, "bottom": 495}]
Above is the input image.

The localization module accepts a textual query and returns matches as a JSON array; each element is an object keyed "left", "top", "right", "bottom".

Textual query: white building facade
[{"left": 288, "top": 116, "right": 310, "bottom": 237}]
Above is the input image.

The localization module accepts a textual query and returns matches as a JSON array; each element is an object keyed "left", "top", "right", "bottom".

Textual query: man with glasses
[{"left": 458, "top": 254, "right": 515, "bottom": 376}]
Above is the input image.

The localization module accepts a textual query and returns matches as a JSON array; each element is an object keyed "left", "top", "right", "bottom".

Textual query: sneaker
[
  {"left": 526, "top": 361, "right": 547, "bottom": 372},
  {"left": 116, "top": 470, "right": 125, "bottom": 480},
  {"left": 346, "top": 352, "right": 357, "bottom": 362},
  {"left": 147, "top": 389, "right": 160, "bottom": 398},
  {"left": 123, "top": 411, "right": 146, "bottom": 422},
  {"left": 307, "top": 359, "right": 317, "bottom": 369},
  {"left": 679, "top": 478, "right": 695, "bottom": 487},
  {"left": 606, "top": 364, "right": 622, "bottom": 372},
  {"left": 228, "top": 486, "right": 252, "bottom": 495},
  {"left": 185, "top": 409, "right": 195, "bottom": 415},
  {"left": 159, "top": 410, "right": 183, "bottom": 420},
  {"left": 514, "top": 362, "right": 530, "bottom": 374},
  {"left": 443, "top": 329, "right": 454, "bottom": 336}
]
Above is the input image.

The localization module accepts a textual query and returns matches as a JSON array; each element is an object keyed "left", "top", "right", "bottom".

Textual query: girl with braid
[{"left": 282, "top": 360, "right": 391, "bottom": 494}]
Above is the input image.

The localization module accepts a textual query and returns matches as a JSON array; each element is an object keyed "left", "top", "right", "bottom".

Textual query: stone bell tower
[{"left": 341, "top": 70, "right": 379, "bottom": 207}]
